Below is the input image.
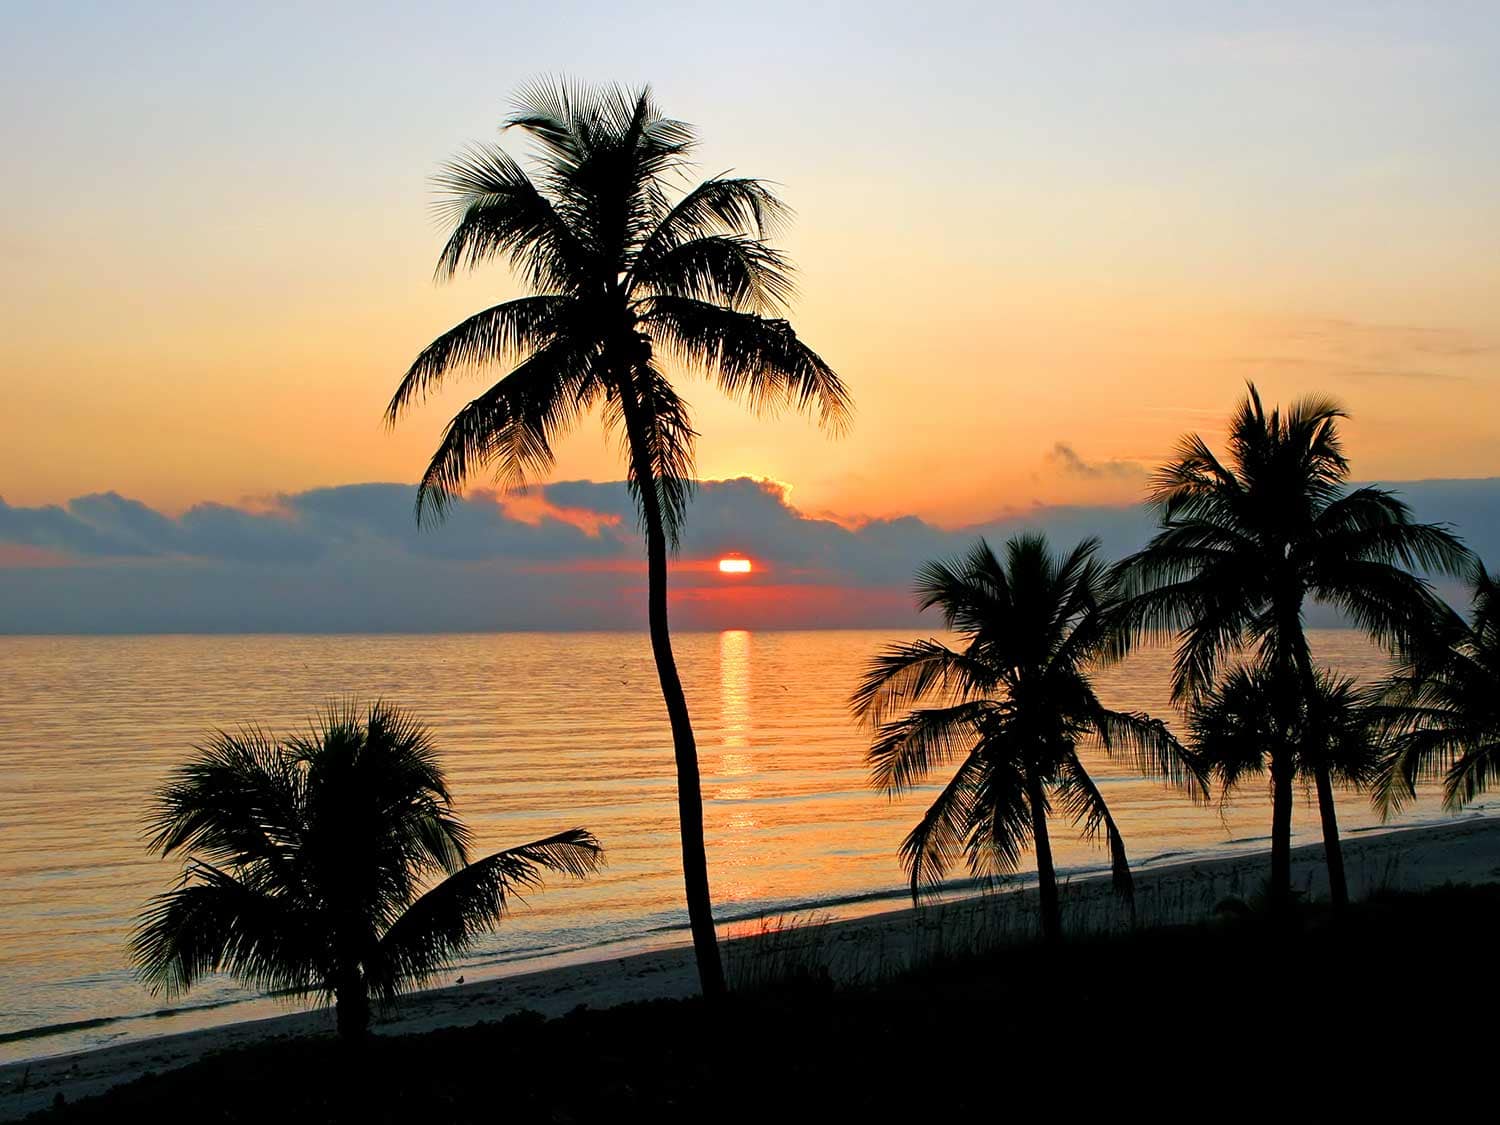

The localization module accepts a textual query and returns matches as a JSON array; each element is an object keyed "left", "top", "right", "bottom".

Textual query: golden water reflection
[
  {"left": 714, "top": 629, "right": 760, "bottom": 897},
  {"left": 718, "top": 629, "right": 752, "bottom": 786}
]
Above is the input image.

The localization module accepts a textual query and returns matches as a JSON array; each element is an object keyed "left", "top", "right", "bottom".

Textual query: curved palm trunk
[
  {"left": 1268, "top": 746, "right": 1295, "bottom": 910},
  {"left": 1313, "top": 763, "right": 1348, "bottom": 908},
  {"left": 618, "top": 378, "right": 726, "bottom": 999},
  {"left": 1026, "top": 772, "right": 1062, "bottom": 945}
]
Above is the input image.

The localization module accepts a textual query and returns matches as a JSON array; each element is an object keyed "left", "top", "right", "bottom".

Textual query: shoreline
[{"left": 4, "top": 814, "right": 1498, "bottom": 1120}]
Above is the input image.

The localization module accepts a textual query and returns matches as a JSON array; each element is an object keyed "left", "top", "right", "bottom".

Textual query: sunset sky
[{"left": 3, "top": 2, "right": 1498, "bottom": 629}]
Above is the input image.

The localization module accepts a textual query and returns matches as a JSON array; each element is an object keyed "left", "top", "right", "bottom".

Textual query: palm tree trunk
[
  {"left": 1269, "top": 605, "right": 1310, "bottom": 911},
  {"left": 1269, "top": 747, "right": 1294, "bottom": 910},
  {"left": 618, "top": 379, "right": 726, "bottom": 999},
  {"left": 334, "top": 976, "right": 369, "bottom": 1041},
  {"left": 1026, "top": 773, "right": 1062, "bottom": 944},
  {"left": 1313, "top": 763, "right": 1348, "bottom": 908},
  {"left": 1287, "top": 628, "right": 1348, "bottom": 908}
]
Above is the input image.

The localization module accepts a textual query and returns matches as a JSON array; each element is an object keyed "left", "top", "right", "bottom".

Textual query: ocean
[{"left": 0, "top": 628, "right": 1479, "bottom": 1062}]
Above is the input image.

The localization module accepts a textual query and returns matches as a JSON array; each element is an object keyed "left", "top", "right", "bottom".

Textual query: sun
[{"left": 718, "top": 557, "right": 752, "bottom": 574}]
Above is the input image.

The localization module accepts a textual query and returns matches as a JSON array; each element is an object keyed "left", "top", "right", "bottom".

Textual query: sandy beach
[{"left": 4, "top": 813, "right": 1498, "bottom": 1121}]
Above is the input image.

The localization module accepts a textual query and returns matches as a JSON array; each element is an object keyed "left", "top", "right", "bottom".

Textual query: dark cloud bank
[{"left": 2, "top": 477, "right": 1498, "bottom": 633}]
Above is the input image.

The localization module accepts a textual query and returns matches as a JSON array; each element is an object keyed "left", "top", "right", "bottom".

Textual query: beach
[{"left": 4, "top": 814, "right": 1496, "bottom": 1121}]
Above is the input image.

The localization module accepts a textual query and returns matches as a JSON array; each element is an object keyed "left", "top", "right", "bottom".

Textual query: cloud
[
  {"left": 1045, "top": 443, "right": 1148, "bottom": 481},
  {"left": 1, "top": 476, "right": 1498, "bottom": 633},
  {"left": 1243, "top": 317, "right": 1494, "bottom": 385}
]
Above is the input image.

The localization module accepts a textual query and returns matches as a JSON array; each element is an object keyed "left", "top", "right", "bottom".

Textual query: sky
[{"left": 2, "top": 2, "right": 1498, "bottom": 630}]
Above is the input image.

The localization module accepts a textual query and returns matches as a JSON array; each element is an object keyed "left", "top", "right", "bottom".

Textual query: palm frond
[
  {"left": 303, "top": 700, "right": 471, "bottom": 874},
  {"left": 131, "top": 860, "right": 323, "bottom": 999},
  {"left": 1052, "top": 752, "right": 1133, "bottom": 901},
  {"left": 1308, "top": 486, "right": 1472, "bottom": 577},
  {"left": 642, "top": 296, "right": 850, "bottom": 431},
  {"left": 630, "top": 175, "right": 790, "bottom": 286},
  {"left": 1311, "top": 559, "right": 1452, "bottom": 651},
  {"left": 413, "top": 339, "right": 604, "bottom": 523},
  {"left": 605, "top": 364, "right": 699, "bottom": 548},
  {"left": 866, "top": 700, "right": 996, "bottom": 796},
  {"left": 634, "top": 235, "right": 796, "bottom": 314},
  {"left": 849, "top": 638, "right": 997, "bottom": 727},
  {"left": 961, "top": 750, "right": 1037, "bottom": 886},
  {"left": 385, "top": 296, "right": 577, "bottom": 423},
  {"left": 371, "top": 828, "right": 603, "bottom": 999},
  {"left": 912, "top": 540, "right": 1011, "bottom": 638},
  {"left": 506, "top": 80, "right": 694, "bottom": 263},
  {"left": 431, "top": 145, "right": 590, "bottom": 289},
  {"left": 1440, "top": 742, "right": 1500, "bottom": 809},
  {"left": 1146, "top": 432, "right": 1241, "bottom": 521},
  {"left": 145, "top": 727, "right": 304, "bottom": 877},
  {"left": 1187, "top": 667, "right": 1275, "bottom": 804},
  {"left": 1091, "top": 708, "right": 1207, "bottom": 799},
  {"left": 897, "top": 751, "right": 1004, "bottom": 900}
]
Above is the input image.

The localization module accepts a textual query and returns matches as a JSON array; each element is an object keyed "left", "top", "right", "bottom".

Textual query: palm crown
[
  {"left": 1116, "top": 385, "right": 1467, "bottom": 703},
  {"left": 851, "top": 536, "right": 1203, "bottom": 922},
  {"left": 1374, "top": 564, "right": 1500, "bottom": 813},
  {"left": 385, "top": 80, "right": 850, "bottom": 534},
  {"left": 1190, "top": 665, "right": 1379, "bottom": 798},
  {"left": 131, "top": 701, "right": 602, "bottom": 1037}
]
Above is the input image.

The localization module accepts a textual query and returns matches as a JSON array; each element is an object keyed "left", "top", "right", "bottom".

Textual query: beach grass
[{"left": 22, "top": 881, "right": 1495, "bottom": 1123}]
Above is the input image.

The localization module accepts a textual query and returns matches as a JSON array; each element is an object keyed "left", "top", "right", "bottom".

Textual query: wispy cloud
[
  {"left": 1340, "top": 368, "right": 1469, "bottom": 382},
  {"left": 1046, "top": 442, "right": 1148, "bottom": 481}
]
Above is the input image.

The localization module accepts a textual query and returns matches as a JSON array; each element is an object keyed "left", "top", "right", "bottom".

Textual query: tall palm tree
[
  {"left": 386, "top": 81, "right": 849, "bottom": 997},
  {"left": 850, "top": 536, "right": 1203, "bottom": 943},
  {"left": 1374, "top": 562, "right": 1500, "bottom": 814},
  {"left": 1189, "top": 665, "right": 1378, "bottom": 907},
  {"left": 131, "top": 701, "right": 602, "bottom": 1039},
  {"left": 1115, "top": 384, "right": 1469, "bottom": 906}
]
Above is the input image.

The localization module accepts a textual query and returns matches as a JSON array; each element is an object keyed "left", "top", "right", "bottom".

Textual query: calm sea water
[{"left": 0, "top": 629, "right": 1479, "bottom": 1062}]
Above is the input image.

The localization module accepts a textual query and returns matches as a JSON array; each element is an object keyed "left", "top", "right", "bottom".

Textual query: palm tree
[
  {"left": 1114, "top": 384, "right": 1469, "bottom": 907},
  {"left": 1374, "top": 562, "right": 1500, "bottom": 814},
  {"left": 385, "top": 81, "right": 849, "bottom": 997},
  {"left": 850, "top": 536, "right": 1203, "bottom": 943},
  {"left": 131, "top": 701, "right": 602, "bottom": 1039},
  {"left": 1189, "top": 665, "right": 1378, "bottom": 907}
]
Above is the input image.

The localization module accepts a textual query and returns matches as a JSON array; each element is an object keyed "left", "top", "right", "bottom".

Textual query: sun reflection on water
[
  {"left": 714, "top": 630, "right": 762, "bottom": 895},
  {"left": 718, "top": 629, "right": 752, "bottom": 782}
]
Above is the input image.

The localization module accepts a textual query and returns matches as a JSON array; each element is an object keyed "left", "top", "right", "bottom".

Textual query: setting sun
[{"left": 718, "top": 557, "right": 752, "bottom": 574}]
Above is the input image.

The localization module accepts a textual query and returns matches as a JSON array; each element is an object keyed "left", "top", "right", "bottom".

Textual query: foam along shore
[{"left": 4, "top": 815, "right": 1499, "bottom": 1121}]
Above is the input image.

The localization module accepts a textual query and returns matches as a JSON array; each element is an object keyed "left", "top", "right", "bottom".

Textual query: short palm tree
[
  {"left": 1115, "top": 385, "right": 1468, "bottom": 906},
  {"left": 850, "top": 536, "right": 1203, "bottom": 943},
  {"left": 1189, "top": 665, "right": 1378, "bottom": 906},
  {"left": 386, "top": 80, "right": 849, "bottom": 997},
  {"left": 1374, "top": 562, "right": 1500, "bottom": 814},
  {"left": 131, "top": 701, "right": 603, "bottom": 1039}
]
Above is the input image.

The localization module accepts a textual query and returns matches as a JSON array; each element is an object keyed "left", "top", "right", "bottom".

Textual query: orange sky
[{"left": 3, "top": 4, "right": 1497, "bottom": 526}]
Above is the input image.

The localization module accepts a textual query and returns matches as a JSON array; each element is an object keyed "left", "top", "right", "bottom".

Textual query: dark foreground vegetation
[{"left": 33, "top": 883, "right": 1495, "bottom": 1123}]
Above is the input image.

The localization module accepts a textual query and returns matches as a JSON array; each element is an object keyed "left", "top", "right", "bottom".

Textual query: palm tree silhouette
[
  {"left": 851, "top": 536, "right": 1203, "bottom": 943},
  {"left": 386, "top": 81, "right": 849, "bottom": 997},
  {"left": 1189, "top": 666, "right": 1378, "bottom": 906},
  {"left": 131, "top": 701, "right": 602, "bottom": 1039},
  {"left": 1115, "top": 385, "right": 1468, "bottom": 906},
  {"left": 1374, "top": 562, "right": 1500, "bottom": 814}
]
